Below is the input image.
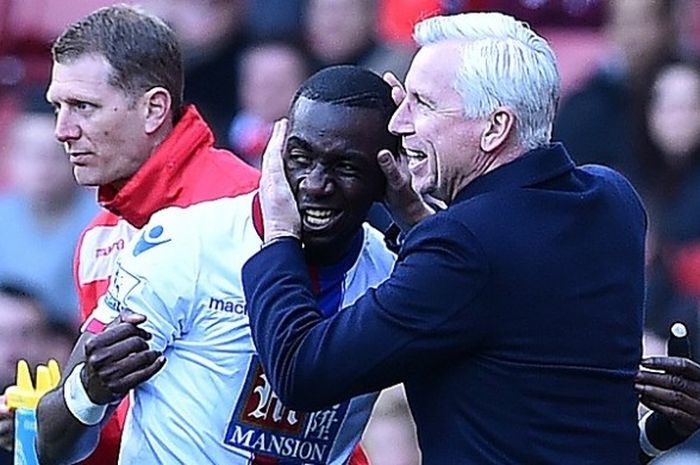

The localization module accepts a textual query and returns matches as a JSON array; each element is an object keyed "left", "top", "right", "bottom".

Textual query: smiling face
[
  {"left": 285, "top": 97, "right": 390, "bottom": 263},
  {"left": 45, "top": 54, "right": 155, "bottom": 188},
  {"left": 389, "top": 41, "right": 488, "bottom": 203}
]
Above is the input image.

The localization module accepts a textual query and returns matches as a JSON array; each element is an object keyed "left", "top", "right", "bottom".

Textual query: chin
[
  {"left": 413, "top": 180, "right": 435, "bottom": 197},
  {"left": 72, "top": 168, "right": 102, "bottom": 187},
  {"left": 72, "top": 175, "right": 100, "bottom": 187}
]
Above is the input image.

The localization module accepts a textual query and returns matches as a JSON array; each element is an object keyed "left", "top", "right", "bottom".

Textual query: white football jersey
[{"left": 82, "top": 192, "right": 396, "bottom": 465}]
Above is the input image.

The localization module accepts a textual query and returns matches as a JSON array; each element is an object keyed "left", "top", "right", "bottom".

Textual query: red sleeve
[
  {"left": 350, "top": 444, "right": 371, "bottom": 465},
  {"left": 78, "top": 410, "right": 125, "bottom": 465},
  {"left": 73, "top": 224, "right": 90, "bottom": 322},
  {"left": 74, "top": 217, "right": 128, "bottom": 465},
  {"left": 74, "top": 214, "right": 114, "bottom": 323}
]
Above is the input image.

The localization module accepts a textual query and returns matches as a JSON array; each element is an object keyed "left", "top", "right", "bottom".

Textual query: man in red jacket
[{"left": 29, "top": 4, "right": 256, "bottom": 464}]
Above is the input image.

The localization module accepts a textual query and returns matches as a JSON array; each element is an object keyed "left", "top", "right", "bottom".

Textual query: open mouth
[
  {"left": 403, "top": 147, "right": 428, "bottom": 169},
  {"left": 302, "top": 208, "right": 342, "bottom": 231}
]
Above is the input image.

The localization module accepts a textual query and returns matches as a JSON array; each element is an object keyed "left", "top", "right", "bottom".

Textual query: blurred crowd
[{"left": 1, "top": 0, "right": 700, "bottom": 463}]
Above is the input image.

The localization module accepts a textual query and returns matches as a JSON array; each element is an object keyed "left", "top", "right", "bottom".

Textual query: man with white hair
[{"left": 243, "top": 12, "right": 647, "bottom": 463}]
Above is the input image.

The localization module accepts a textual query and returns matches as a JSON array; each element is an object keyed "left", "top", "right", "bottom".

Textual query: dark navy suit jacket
[{"left": 242, "top": 144, "right": 646, "bottom": 464}]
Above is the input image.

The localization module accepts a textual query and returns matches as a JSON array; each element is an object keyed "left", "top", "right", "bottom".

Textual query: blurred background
[{"left": 1, "top": 0, "right": 700, "bottom": 463}]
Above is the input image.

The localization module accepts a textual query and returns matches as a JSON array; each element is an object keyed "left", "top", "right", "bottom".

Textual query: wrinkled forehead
[
  {"left": 288, "top": 97, "right": 392, "bottom": 155},
  {"left": 45, "top": 54, "right": 117, "bottom": 103},
  {"left": 405, "top": 41, "right": 462, "bottom": 94}
]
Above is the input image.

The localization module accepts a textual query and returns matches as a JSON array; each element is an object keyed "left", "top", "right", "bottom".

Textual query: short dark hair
[
  {"left": 291, "top": 65, "right": 398, "bottom": 150},
  {"left": 292, "top": 65, "right": 395, "bottom": 116},
  {"left": 52, "top": 4, "right": 184, "bottom": 122}
]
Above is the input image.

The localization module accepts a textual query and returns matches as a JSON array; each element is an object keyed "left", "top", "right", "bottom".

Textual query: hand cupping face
[{"left": 260, "top": 118, "right": 302, "bottom": 243}]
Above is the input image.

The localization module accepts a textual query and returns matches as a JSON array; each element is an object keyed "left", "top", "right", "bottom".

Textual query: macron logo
[{"left": 133, "top": 225, "right": 171, "bottom": 257}]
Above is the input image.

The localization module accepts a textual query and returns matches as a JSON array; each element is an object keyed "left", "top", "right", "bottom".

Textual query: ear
[
  {"left": 142, "top": 87, "right": 172, "bottom": 135},
  {"left": 480, "top": 107, "right": 515, "bottom": 153}
]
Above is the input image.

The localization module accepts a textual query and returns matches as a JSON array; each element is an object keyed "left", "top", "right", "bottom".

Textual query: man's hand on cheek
[
  {"left": 377, "top": 149, "right": 434, "bottom": 231},
  {"left": 260, "top": 119, "right": 302, "bottom": 243}
]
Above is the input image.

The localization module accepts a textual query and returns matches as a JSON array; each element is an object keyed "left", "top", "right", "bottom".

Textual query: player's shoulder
[
  {"left": 199, "top": 146, "right": 260, "bottom": 193},
  {"left": 150, "top": 192, "right": 257, "bottom": 233},
  {"left": 83, "top": 208, "right": 120, "bottom": 231},
  {"left": 124, "top": 192, "right": 259, "bottom": 266}
]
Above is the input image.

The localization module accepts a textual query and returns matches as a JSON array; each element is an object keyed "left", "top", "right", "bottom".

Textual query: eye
[
  {"left": 288, "top": 149, "right": 312, "bottom": 166},
  {"left": 416, "top": 95, "right": 432, "bottom": 110},
  {"left": 336, "top": 161, "right": 359, "bottom": 175},
  {"left": 75, "top": 101, "right": 93, "bottom": 112}
]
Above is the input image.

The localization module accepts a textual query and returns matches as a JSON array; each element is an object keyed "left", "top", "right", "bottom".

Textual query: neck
[
  {"left": 447, "top": 143, "right": 526, "bottom": 204},
  {"left": 304, "top": 244, "right": 348, "bottom": 267},
  {"left": 303, "top": 229, "right": 363, "bottom": 268},
  {"left": 104, "top": 121, "right": 174, "bottom": 195},
  {"left": 482, "top": 145, "right": 525, "bottom": 176}
]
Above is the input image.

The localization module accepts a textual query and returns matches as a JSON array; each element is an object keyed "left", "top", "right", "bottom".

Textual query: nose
[
  {"left": 388, "top": 98, "right": 415, "bottom": 136},
  {"left": 299, "top": 165, "right": 333, "bottom": 197},
  {"left": 54, "top": 108, "right": 81, "bottom": 143}
]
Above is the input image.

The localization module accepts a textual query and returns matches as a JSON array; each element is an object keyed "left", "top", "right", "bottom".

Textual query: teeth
[
  {"left": 304, "top": 209, "right": 335, "bottom": 227},
  {"left": 403, "top": 148, "right": 427, "bottom": 159},
  {"left": 306, "top": 209, "right": 333, "bottom": 218}
]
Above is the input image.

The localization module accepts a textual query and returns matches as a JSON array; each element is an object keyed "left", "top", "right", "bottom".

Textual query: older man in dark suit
[{"left": 242, "top": 11, "right": 697, "bottom": 465}]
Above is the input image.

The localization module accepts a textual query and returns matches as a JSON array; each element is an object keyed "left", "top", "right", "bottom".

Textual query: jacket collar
[
  {"left": 98, "top": 105, "right": 213, "bottom": 228},
  {"left": 452, "top": 143, "right": 575, "bottom": 205}
]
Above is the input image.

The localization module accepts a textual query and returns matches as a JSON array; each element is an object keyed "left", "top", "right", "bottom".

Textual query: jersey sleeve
[{"left": 82, "top": 209, "right": 198, "bottom": 352}]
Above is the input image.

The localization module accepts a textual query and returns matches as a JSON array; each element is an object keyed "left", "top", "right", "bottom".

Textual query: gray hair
[{"left": 414, "top": 12, "right": 560, "bottom": 150}]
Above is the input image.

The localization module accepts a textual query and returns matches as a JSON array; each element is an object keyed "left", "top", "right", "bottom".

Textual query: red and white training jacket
[{"left": 73, "top": 105, "right": 259, "bottom": 465}]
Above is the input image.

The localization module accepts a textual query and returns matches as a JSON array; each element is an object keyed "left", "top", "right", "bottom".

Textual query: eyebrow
[
  {"left": 286, "top": 136, "right": 312, "bottom": 151},
  {"left": 287, "top": 135, "right": 368, "bottom": 160},
  {"left": 413, "top": 91, "right": 437, "bottom": 107}
]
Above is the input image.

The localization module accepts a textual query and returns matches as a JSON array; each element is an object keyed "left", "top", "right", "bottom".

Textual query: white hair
[{"left": 414, "top": 12, "right": 560, "bottom": 150}]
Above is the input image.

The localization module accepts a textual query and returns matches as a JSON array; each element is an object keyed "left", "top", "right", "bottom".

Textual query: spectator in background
[
  {"left": 245, "top": 0, "right": 304, "bottom": 41},
  {"left": 643, "top": 59, "right": 700, "bottom": 355},
  {"left": 454, "top": 0, "right": 604, "bottom": 28},
  {"left": 377, "top": 0, "right": 441, "bottom": 44},
  {"left": 303, "top": 0, "right": 413, "bottom": 79},
  {"left": 0, "top": 110, "right": 97, "bottom": 326},
  {"left": 142, "top": 0, "right": 250, "bottom": 146},
  {"left": 0, "top": 282, "right": 74, "bottom": 461},
  {"left": 229, "top": 41, "right": 309, "bottom": 168},
  {"left": 554, "top": 0, "right": 677, "bottom": 187}
]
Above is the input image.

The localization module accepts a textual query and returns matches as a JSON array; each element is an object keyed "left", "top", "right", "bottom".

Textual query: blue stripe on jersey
[
  {"left": 307, "top": 230, "right": 364, "bottom": 318},
  {"left": 251, "top": 230, "right": 364, "bottom": 465}
]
